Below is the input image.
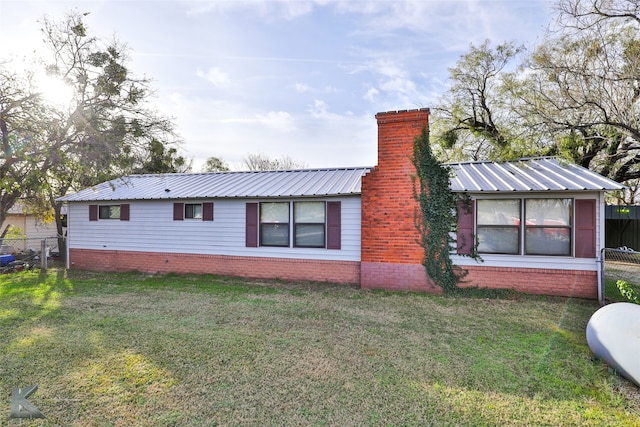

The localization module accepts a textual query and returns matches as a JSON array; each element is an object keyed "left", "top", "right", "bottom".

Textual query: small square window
[
  {"left": 99, "top": 205, "right": 121, "bottom": 220},
  {"left": 185, "top": 204, "right": 202, "bottom": 219}
]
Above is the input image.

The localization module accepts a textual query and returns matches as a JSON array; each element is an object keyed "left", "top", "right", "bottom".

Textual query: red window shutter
[
  {"left": 203, "top": 202, "right": 214, "bottom": 221},
  {"left": 173, "top": 203, "right": 184, "bottom": 220},
  {"left": 89, "top": 205, "right": 98, "bottom": 221},
  {"left": 575, "top": 199, "right": 596, "bottom": 258},
  {"left": 246, "top": 203, "right": 258, "bottom": 247},
  {"left": 120, "top": 204, "right": 130, "bottom": 221},
  {"left": 457, "top": 199, "right": 475, "bottom": 255},
  {"left": 326, "top": 201, "right": 341, "bottom": 249}
]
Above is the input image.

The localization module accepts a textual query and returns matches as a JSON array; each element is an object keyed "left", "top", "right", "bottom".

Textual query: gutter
[{"left": 597, "top": 249, "right": 605, "bottom": 306}]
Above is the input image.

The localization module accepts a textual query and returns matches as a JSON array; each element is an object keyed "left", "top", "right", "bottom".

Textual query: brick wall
[
  {"left": 460, "top": 266, "right": 598, "bottom": 298},
  {"left": 360, "top": 108, "right": 431, "bottom": 290},
  {"left": 360, "top": 262, "right": 441, "bottom": 293},
  {"left": 358, "top": 107, "right": 597, "bottom": 298},
  {"left": 69, "top": 249, "right": 360, "bottom": 284}
]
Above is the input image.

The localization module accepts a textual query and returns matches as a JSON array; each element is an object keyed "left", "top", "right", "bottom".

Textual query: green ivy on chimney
[{"left": 412, "top": 125, "right": 473, "bottom": 292}]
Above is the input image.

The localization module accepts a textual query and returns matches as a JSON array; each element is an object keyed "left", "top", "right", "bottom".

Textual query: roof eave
[
  {"left": 451, "top": 188, "right": 622, "bottom": 194},
  {"left": 57, "top": 192, "right": 363, "bottom": 203}
]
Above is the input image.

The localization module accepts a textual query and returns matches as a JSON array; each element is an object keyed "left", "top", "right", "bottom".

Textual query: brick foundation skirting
[
  {"left": 460, "top": 265, "right": 598, "bottom": 299},
  {"left": 360, "top": 261, "right": 441, "bottom": 293},
  {"left": 361, "top": 261, "right": 597, "bottom": 298},
  {"left": 69, "top": 249, "right": 360, "bottom": 284},
  {"left": 69, "top": 249, "right": 598, "bottom": 297}
]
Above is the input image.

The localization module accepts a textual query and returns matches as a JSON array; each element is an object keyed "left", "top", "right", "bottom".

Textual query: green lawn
[{"left": 1, "top": 270, "right": 639, "bottom": 426}]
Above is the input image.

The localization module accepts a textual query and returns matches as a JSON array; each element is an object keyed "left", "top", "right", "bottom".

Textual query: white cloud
[
  {"left": 196, "top": 67, "right": 230, "bottom": 87},
  {"left": 295, "top": 82, "right": 311, "bottom": 93},
  {"left": 308, "top": 99, "right": 330, "bottom": 117},
  {"left": 380, "top": 76, "right": 416, "bottom": 96},
  {"left": 279, "top": 1, "right": 315, "bottom": 20},
  {"left": 363, "top": 87, "right": 379, "bottom": 103},
  {"left": 353, "top": 57, "right": 419, "bottom": 106},
  {"left": 256, "top": 111, "right": 296, "bottom": 132},
  {"left": 2, "top": 0, "right": 552, "bottom": 174},
  {"left": 186, "top": 0, "right": 317, "bottom": 20},
  {"left": 161, "top": 89, "right": 377, "bottom": 171},
  {"left": 295, "top": 82, "right": 338, "bottom": 94}
]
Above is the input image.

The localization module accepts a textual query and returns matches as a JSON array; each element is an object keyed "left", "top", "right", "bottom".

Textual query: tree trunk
[{"left": 53, "top": 201, "right": 67, "bottom": 262}]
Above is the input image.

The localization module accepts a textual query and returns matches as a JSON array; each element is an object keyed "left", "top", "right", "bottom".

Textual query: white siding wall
[
  {"left": 1, "top": 215, "right": 58, "bottom": 252},
  {"left": 25, "top": 218, "right": 58, "bottom": 240},
  {"left": 452, "top": 191, "right": 606, "bottom": 271},
  {"left": 67, "top": 197, "right": 362, "bottom": 262}
]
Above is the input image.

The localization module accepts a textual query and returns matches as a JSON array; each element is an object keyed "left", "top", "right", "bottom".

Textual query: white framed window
[
  {"left": 294, "top": 201, "right": 326, "bottom": 248},
  {"left": 260, "top": 202, "right": 290, "bottom": 247},
  {"left": 246, "top": 201, "right": 341, "bottom": 250},
  {"left": 475, "top": 198, "right": 573, "bottom": 256},
  {"left": 524, "top": 199, "right": 572, "bottom": 256},
  {"left": 173, "top": 202, "right": 213, "bottom": 221},
  {"left": 185, "top": 203, "right": 202, "bottom": 219},
  {"left": 476, "top": 199, "right": 520, "bottom": 254},
  {"left": 99, "top": 205, "right": 121, "bottom": 220}
]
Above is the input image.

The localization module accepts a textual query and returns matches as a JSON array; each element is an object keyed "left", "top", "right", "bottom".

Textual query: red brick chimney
[{"left": 360, "top": 108, "right": 438, "bottom": 292}]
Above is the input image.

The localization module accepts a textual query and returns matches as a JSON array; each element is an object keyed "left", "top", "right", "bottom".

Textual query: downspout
[
  {"left": 597, "top": 248, "right": 605, "bottom": 307},
  {"left": 597, "top": 191, "right": 606, "bottom": 306},
  {"left": 65, "top": 203, "right": 70, "bottom": 270}
]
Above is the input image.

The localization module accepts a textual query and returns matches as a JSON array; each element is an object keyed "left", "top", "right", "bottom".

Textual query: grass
[
  {"left": 604, "top": 253, "right": 640, "bottom": 303},
  {"left": 605, "top": 277, "right": 640, "bottom": 303},
  {"left": 1, "top": 270, "right": 639, "bottom": 426}
]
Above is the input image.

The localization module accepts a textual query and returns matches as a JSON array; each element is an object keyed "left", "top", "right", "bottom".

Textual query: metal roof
[
  {"left": 57, "top": 167, "right": 372, "bottom": 202},
  {"left": 449, "top": 157, "right": 624, "bottom": 193},
  {"left": 58, "top": 158, "right": 624, "bottom": 203}
]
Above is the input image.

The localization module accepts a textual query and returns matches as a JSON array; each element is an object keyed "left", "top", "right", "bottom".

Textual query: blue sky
[{"left": 0, "top": 0, "right": 552, "bottom": 171}]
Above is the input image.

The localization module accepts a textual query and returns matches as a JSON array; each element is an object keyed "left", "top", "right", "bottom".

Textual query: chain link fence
[
  {"left": 0, "top": 236, "right": 65, "bottom": 269},
  {"left": 601, "top": 247, "right": 640, "bottom": 305}
]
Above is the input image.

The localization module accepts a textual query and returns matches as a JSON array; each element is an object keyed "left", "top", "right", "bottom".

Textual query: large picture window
[
  {"left": 476, "top": 199, "right": 520, "bottom": 254},
  {"left": 475, "top": 198, "right": 573, "bottom": 256},
  {"left": 294, "top": 202, "right": 325, "bottom": 247},
  {"left": 247, "top": 201, "right": 340, "bottom": 249},
  {"left": 524, "top": 199, "right": 572, "bottom": 256},
  {"left": 260, "top": 202, "right": 290, "bottom": 247}
]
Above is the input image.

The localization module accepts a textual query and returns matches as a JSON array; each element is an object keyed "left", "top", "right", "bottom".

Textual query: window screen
[
  {"left": 524, "top": 199, "right": 572, "bottom": 256},
  {"left": 99, "top": 205, "right": 121, "bottom": 220},
  {"left": 260, "top": 202, "right": 290, "bottom": 247},
  {"left": 476, "top": 199, "right": 520, "bottom": 254},
  {"left": 294, "top": 202, "right": 325, "bottom": 247}
]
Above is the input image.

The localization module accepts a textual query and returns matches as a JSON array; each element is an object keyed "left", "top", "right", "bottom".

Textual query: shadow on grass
[{"left": 0, "top": 268, "right": 71, "bottom": 323}]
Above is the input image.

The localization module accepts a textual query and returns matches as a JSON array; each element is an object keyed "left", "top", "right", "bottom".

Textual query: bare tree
[{"left": 241, "top": 153, "right": 307, "bottom": 171}]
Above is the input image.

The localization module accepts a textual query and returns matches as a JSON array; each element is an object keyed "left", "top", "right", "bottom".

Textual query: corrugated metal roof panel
[
  {"left": 449, "top": 158, "right": 624, "bottom": 192},
  {"left": 58, "top": 158, "right": 623, "bottom": 203},
  {"left": 57, "top": 167, "right": 372, "bottom": 202}
]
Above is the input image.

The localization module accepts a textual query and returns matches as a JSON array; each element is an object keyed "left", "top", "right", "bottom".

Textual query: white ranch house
[{"left": 58, "top": 109, "right": 624, "bottom": 298}]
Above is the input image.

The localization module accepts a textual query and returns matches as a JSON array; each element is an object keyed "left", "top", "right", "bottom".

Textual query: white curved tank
[{"left": 586, "top": 302, "right": 640, "bottom": 387}]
